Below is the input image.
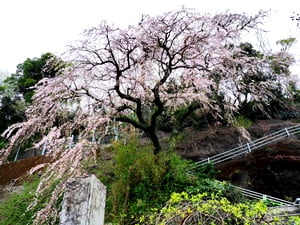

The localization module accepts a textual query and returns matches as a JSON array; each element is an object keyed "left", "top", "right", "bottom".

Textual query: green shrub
[
  {"left": 139, "top": 191, "right": 300, "bottom": 225},
  {"left": 91, "top": 137, "right": 204, "bottom": 224},
  {"left": 109, "top": 138, "right": 194, "bottom": 223},
  {"left": 234, "top": 115, "right": 252, "bottom": 128},
  {"left": 91, "top": 137, "right": 251, "bottom": 224}
]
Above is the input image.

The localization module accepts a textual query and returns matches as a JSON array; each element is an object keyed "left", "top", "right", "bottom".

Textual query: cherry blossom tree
[
  {"left": 2, "top": 8, "right": 296, "bottom": 160},
  {"left": 0, "top": 9, "right": 296, "bottom": 223},
  {"left": 217, "top": 41, "right": 295, "bottom": 119},
  {"left": 60, "top": 9, "right": 271, "bottom": 153}
]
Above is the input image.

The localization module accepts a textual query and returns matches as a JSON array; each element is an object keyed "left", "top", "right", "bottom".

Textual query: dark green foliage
[
  {"left": 108, "top": 139, "right": 194, "bottom": 223},
  {"left": 0, "top": 52, "right": 64, "bottom": 147},
  {"left": 0, "top": 53, "right": 57, "bottom": 133},
  {"left": 90, "top": 138, "right": 194, "bottom": 224},
  {"left": 192, "top": 162, "right": 218, "bottom": 179},
  {"left": 156, "top": 111, "right": 174, "bottom": 132},
  {"left": 235, "top": 41, "right": 298, "bottom": 121},
  {"left": 290, "top": 82, "right": 300, "bottom": 105},
  {"left": 239, "top": 97, "right": 298, "bottom": 121},
  {"left": 4, "top": 52, "right": 57, "bottom": 104},
  {"left": 238, "top": 101, "right": 263, "bottom": 121},
  {"left": 240, "top": 42, "right": 263, "bottom": 58},
  {"left": 167, "top": 99, "right": 228, "bottom": 132},
  {"left": 0, "top": 95, "right": 25, "bottom": 134}
]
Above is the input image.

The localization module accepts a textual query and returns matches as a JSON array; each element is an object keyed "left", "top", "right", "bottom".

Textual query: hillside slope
[
  {"left": 177, "top": 119, "right": 300, "bottom": 201},
  {"left": 1, "top": 119, "right": 299, "bottom": 203}
]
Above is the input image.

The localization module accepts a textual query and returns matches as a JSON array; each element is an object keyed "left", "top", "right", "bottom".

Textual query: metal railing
[
  {"left": 187, "top": 124, "right": 300, "bottom": 212},
  {"left": 210, "top": 180, "right": 295, "bottom": 207},
  {"left": 232, "top": 185, "right": 294, "bottom": 206},
  {"left": 193, "top": 124, "right": 300, "bottom": 168}
]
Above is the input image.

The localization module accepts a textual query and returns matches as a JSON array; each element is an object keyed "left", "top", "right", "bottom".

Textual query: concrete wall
[
  {"left": 60, "top": 174, "right": 106, "bottom": 225},
  {"left": 270, "top": 205, "right": 300, "bottom": 216}
]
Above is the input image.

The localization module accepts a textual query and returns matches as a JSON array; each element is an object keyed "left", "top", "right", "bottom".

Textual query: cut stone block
[{"left": 60, "top": 174, "right": 106, "bottom": 225}]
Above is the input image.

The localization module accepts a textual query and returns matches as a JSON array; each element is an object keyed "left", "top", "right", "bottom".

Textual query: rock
[
  {"left": 176, "top": 126, "right": 251, "bottom": 161},
  {"left": 59, "top": 174, "right": 106, "bottom": 225},
  {"left": 176, "top": 119, "right": 300, "bottom": 201},
  {"left": 216, "top": 139, "right": 300, "bottom": 200},
  {"left": 0, "top": 185, "right": 24, "bottom": 203}
]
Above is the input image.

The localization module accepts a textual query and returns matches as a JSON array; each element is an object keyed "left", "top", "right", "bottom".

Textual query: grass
[{"left": 0, "top": 176, "right": 40, "bottom": 225}]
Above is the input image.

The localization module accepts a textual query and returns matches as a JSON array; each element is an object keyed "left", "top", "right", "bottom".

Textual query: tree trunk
[{"left": 148, "top": 131, "right": 161, "bottom": 154}]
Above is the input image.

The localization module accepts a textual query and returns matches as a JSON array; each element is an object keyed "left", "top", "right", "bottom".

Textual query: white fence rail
[
  {"left": 194, "top": 124, "right": 300, "bottom": 167},
  {"left": 188, "top": 125, "right": 300, "bottom": 210},
  {"left": 209, "top": 180, "right": 295, "bottom": 206},
  {"left": 232, "top": 185, "right": 294, "bottom": 206}
]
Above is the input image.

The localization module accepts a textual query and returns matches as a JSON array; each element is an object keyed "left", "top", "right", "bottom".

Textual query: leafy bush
[
  {"left": 89, "top": 136, "right": 245, "bottom": 224},
  {"left": 89, "top": 136, "right": 198, "bottom": 223},
  {"left": 139, "top": 191, "right": 300, "bottom": 224},
  {"left": 105, "top": 138, "right": 196, "bottom": 224}
]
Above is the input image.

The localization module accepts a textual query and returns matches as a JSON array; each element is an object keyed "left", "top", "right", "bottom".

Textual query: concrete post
[{"left": 60, "top": 174, "right": 106, "bottom": 225}]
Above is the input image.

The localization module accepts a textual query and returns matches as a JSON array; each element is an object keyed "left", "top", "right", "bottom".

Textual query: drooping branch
[
  {"left": 2, "top": 9, "right": 285, "bottom": 159},
  {"left": 61, "top": 9, "right": 274, "bottom": 153}
]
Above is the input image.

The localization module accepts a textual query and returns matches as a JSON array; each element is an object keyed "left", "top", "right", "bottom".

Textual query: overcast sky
[{"left": 0, "top": 0, "right": 299, "bottom": 77}]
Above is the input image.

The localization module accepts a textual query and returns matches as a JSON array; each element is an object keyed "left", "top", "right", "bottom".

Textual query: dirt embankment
[
  {"left": 215, "top": 139, "right": 300, "bottom": 201},
  {"left": 176, "top": 126, "right": 250, "bottom": 161},
  {"left": 0, "top": 156, "right": 52, "bottom": 203},
  {"left": 177, "top": 119, "right": 300, "bottom": 201},
  {"left": 0, "top": 156, "right": 51, "bottom": 186}
]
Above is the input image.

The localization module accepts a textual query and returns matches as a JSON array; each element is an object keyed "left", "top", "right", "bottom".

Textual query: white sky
[{"left": 0, "top": 0, "right": 300, "bottom": 77}]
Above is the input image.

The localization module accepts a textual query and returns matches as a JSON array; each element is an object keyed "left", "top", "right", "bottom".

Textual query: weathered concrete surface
[
  {"left": 270, "top": 205, "right": 300, "bottom": 216},
  {"left": 60, "top": 174, "right": 106, "bottom": 225}
]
